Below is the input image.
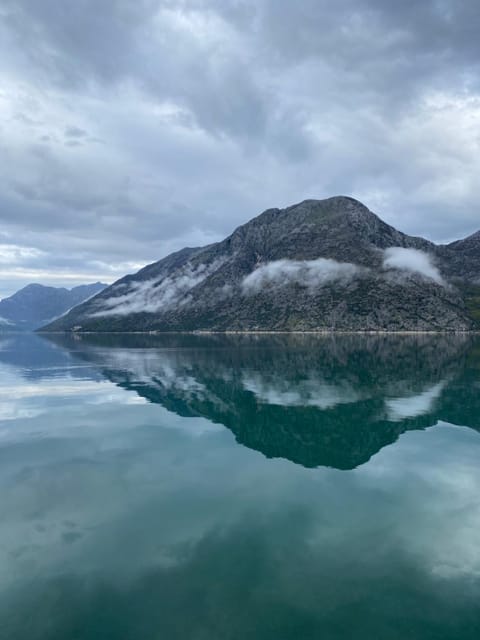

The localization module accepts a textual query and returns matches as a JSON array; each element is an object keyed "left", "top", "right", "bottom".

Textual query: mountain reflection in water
[
  {"left": 2, "top": 332, "right": 480, "bottom": 639},
  {"left": 39, "top": 332, "right": 480, "bottom": 470}
]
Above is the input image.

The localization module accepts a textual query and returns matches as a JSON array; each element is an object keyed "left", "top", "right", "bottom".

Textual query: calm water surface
[{"left": 1, "top": 333, "right": 480, "bottom": 639}]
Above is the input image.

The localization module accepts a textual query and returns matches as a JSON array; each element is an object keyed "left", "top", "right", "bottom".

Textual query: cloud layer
[
  {"left": 91, "top": 258, "right": 224, "bottom": 316},
  {"left": 1, "top": 1, "right": 480, "bottom": 296},
  {"left": 383, "top": 248, "right": 444, "bottom": 284},
  {"left": 242, "top": 258, "right": 360, "bottom": 293}
]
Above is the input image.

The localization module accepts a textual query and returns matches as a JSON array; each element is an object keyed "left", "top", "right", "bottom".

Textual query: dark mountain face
[
  {"left": 440, "top": 231, "right": 480, "bottom": 282},
  {"left": 41, "top": 197, "right": 480, "bottom": 332},
  {"left": 40, "top": 332, "right": 480, "bottom": 470},
  {"left": 0, "top": 282, "right": 107, "bottom": 330}
]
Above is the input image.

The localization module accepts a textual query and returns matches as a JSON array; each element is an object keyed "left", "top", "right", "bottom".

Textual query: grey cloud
[
  {"left": 259, "top": 1, "right": 480, "bottom": 91},
  {"left": 0, "top": 0, "right": 159, "bottom": 87},
  {"left": 64, "top": 126, "right": 88, "bottom": 138},
  {"left": 1, "top": 1, "right": 271, "bottom": 141},
  {"left": 0, "top": 1, "right": 479, "bottom": 297}
]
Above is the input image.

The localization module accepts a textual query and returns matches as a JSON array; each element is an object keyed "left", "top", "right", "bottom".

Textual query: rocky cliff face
[{"left": 41, "top": 197, "right": 480, "bottom": 332}]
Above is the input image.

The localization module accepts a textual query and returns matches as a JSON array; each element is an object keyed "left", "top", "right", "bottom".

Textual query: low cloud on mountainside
[
  {"left": 91, "top": 250, "right": 447, "bottom": 318},
  {"left": 383, "top": 248, "right": 444, "bottom": 284},
  {"left": 242, "top": 251, "right": 444, "bottom": 297},
  {"left": 242, "top": 259, "right": 361, "bottom": 294},
  {"left": 91, "top": 259, "right": 225, "bottom": 317}
]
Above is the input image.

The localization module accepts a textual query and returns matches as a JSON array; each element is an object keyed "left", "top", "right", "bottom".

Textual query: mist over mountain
[
  {"left": 0, "top": 282, "right": 107, "bottom": 331},
  {"left": 41, "top": 197, "right": 480, "bottom": 332}
]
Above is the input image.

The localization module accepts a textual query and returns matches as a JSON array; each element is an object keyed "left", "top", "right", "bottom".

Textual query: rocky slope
[
  {"left": 41, "top": 197, "right": 480, "bottom": 332},
  {"left": 0, "top": 282, "right": 107, "bottom": 330}
]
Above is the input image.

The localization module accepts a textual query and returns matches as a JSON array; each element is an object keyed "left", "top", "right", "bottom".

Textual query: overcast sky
[{"left": 0, "top": 0, "right": 479, "bottom": 298}]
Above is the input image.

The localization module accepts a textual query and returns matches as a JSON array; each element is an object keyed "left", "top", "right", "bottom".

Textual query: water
[{"left": 1, "top": 332, "right": 480, "bottom": 639}]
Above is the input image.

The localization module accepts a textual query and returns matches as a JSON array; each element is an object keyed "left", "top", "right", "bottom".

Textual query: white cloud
[
  {"left": 0, "top": 243, "right": 45, "bottom": 264},
  {"left": 242, "top": 258, "right": 361, "bottom": 293},
  {"left": 383, "top": 247, "right": 443, "bottom": 284},
  {"left": 91, "top": 257, "right": 225, "bottom": 317}
]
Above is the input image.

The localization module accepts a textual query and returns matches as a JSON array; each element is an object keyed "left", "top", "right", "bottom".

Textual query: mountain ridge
[
  {"left": 40, "top": 197, "right": 480, "bottom": 332},
  {"left": 0, "top": 282, "right": 107, "bottom": 331}
]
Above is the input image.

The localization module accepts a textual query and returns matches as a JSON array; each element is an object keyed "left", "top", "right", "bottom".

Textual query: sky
[{"left": 0, "top": 0, "right": 479, "bottom": 299}]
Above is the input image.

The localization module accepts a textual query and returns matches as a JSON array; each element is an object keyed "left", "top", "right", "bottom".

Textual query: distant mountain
[
  {"left": 41, "top": 197, "right": 480, "bottom": 332},
  {"left": 0, "top": 282, "right": 107, "bottom": 331}
]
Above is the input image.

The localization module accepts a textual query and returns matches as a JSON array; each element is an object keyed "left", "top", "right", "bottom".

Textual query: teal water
[{"left": 1, "top": 333, "right": 480, "bottom": 639}]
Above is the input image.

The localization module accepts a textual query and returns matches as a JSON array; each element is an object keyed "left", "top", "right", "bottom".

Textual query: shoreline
[{"left": 37, "top": 329, "right": 480, "bottom": 335}]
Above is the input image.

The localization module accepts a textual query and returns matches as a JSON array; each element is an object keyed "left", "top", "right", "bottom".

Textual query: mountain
[
  {"left": 0, "top": 282, "right": 107, "bottom": 331},
  {"left": 39, "top": 332, "right": 480, "bottom": 470},
  {"left": 41, "top": 197, "right": 480, "bottom": 332}
]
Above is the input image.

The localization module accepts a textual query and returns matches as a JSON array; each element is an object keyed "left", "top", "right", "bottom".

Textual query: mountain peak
[
  {"left": 288, "top": 195, "right": 369, "bottom": 211},
  {"left": 448, "top": 229, "right": 480, "bottom": 249},
  {"left": 40, "top": 196, "right": 480, "bottom": 333},
  {"left": 0, "top": 282, "right": 107, "bottom": 331},
  {"left": 283, "top": 196, "right": 380, "bottom": 227},
  {"left": 19, "top": 283, "right": 53, "bottom": 292},
  {"left": 316, "top": 195, "right": 367, "bottom": 207}
]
